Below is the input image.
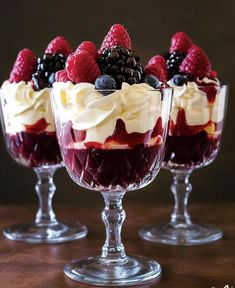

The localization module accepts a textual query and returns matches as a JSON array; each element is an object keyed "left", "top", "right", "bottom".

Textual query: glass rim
[
  {"left": 84, "top": 87, "right": 173, "bottom": 92},
  {"left": 172, "top": 84, "right": 228, "bottom": 89}
]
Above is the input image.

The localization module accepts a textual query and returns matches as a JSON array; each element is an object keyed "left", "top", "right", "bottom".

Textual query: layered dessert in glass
[
  {"left": 139, "top": 31, "right": 228, "bottom": 245},
  {"left": 53, "top": 82, "right": 166, "bottom": 191},
  {"left": 0, "top": 36, "right": 87, "bottom": 243},
  {"left": 51, "top": 24, "right": 172, "bottom": 286},
  {"left": 1, "top": 79, "right": 61, "bottom": 167},
  {"left": 164, "top": 76, "right": 225, "bottom": 169}
]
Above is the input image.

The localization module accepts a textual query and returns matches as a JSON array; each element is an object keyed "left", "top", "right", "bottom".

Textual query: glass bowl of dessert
[
  {"left": 51, "top": 24, "right": 173, "bottom": 286},
  {"left": 0, "top": 36, "right": 87, "bottom": 243},
  {"left": 139, "top": 32, "right": 228, "bottom": 245}
]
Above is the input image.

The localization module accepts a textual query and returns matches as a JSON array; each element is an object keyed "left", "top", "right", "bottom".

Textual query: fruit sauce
[
  {"left": 61, "top": 119, "right": 164, "bottom": 190},
  {"left": 163, "top": 109, "right": 223, "bottom": 168},
  {"left": 5, "top": 118, "right": 62, "bottom": 167}
]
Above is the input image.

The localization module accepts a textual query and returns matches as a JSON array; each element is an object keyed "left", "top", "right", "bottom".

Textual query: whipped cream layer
[
  {"left": 170, "top": 78, "right": 225, "bottom": 126},
  {"left": 1, "top": 81, "right": 55, "bottom": 133},
  {"left": 53, "top": 82, "right": 163, "bottom": 144}
]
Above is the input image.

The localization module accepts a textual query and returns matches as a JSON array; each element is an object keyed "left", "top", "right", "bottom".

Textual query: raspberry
[
  {"left": 76, "top": 41, "right": 98, "bottom": 60},
  {"left": 180, "top": 45, "right": 211, "bottom": 78},
  {"left": 45, "top": 36, "right": 72, "bottom": 57},
  {"left": 99, "top": 24, "right": 131, "bottom": 53},
  {"left": 170, "top": 32, "right": 193, "bottom": 53},
  {"left": 55, "top": 70, "right": 70, "bottom": 82},
  {"left": 144, "top": 63, "right": 168, "bottom": 82},
  {"left": 9, "top": 49, "right": 36, "bottom": 83},
  {"left": 148, "top": 55, "right": 166, "bottom": 67},
  {"left": 147, "top": 55, "right": 168, "bottom": 79},
  {"left": 66, "top": 51, "right": 101, "bottom": 83},
  {"left": 210, "top": 70, "right": 217, "bottom": 79}
]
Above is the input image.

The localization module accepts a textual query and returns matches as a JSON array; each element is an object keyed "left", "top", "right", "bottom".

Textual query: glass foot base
[
  {"left": 139, "top": 223, "right": 223, "bottom": 246},
  {"left": 3, "top": 221, "right": 88, "bottom": 244},
  {"left": 64, "top": 255, "right": 161, "bottom": 286}
]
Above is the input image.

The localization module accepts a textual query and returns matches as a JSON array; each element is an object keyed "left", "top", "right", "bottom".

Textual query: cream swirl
[
  {"left": 170, "top": 79, "right": 224, "bottom": 126},
  {"left": 52, "top": 82, "right": 163, "bottom": 144},
  {"left": 1, "top": 81, "right": 55, "bottom": 133}
]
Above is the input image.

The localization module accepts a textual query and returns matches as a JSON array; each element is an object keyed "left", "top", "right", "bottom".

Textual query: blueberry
[
  {"left": 95, "top": 75, "right": 117, "bottom": 93},
  {"left": 48, "top": 73, "right": 56, "bottom": 85},
  {"left": 144, "top": 74, "right": 160, "bottom": 89},
  {"left": 172, "top": 74, "right": 187, "bottom": 86}
]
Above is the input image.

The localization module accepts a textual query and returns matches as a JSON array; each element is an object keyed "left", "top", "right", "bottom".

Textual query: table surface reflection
[{"left": 0, "top": 201, "right": 234, "bottom": 288}]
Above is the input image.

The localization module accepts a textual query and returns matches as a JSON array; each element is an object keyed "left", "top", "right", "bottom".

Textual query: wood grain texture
[{"left": 0, "top": 201, "right": 234, "bottom": 288}]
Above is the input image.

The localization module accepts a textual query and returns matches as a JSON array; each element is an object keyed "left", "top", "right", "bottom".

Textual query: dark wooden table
[{"left": 0, "top": 201, "right": 234, "bottom": 288}]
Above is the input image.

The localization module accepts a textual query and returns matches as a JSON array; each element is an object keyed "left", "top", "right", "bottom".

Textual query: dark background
[{"left": 0, "top": 0, "right": 234, "bottom": 207}]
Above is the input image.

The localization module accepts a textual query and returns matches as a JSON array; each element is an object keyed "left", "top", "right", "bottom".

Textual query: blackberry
[
  {"left": 98, "top": 46, "right": 144, "bottom": 88},
  {"left": 32, "top": 53, "right": 66, "bottom": 91},
  {"left": 166, "top": 51, "right": 186, "bottom": 79}
]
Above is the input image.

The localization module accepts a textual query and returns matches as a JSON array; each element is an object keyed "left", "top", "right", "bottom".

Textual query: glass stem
[
  {"left": 100, "top": 192, "right": 127, "bottom": 263},
  {"left": 170, "top": 170, "right": 192, "bottom": 227},
  {"left": 34, "top": 167, "right": 58, "bottom": 226}
]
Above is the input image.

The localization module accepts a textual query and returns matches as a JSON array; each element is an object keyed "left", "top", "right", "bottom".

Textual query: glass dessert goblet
[
  {"left": 139, "top": 84, "right": 228, "bottom": 245},
  {"left": 51, "top": 84, "right": 173, "bottom": 286},
  {"left": 0, "top": 83, "right": 87, "bottom": 243}
]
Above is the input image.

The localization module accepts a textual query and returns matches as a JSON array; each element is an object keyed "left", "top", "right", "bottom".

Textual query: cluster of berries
[
  {"left": 9, "top": 25, "right": 216, "bottom": 92},
  {"left": 56, "top": 24, "right": 161, "bottom": 90},
  {"left": 164, "top": 32, "right": 214, "bottom": 86},
  {"left": 9, "top": 36, "right": 72, "bottom": 90}
]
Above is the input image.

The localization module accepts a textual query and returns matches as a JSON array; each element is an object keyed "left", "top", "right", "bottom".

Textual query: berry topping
[
  {"left": 100, "top": 24, "right": 131, "bottom": 53},
  {"left": 170, "top": 32, "right": 193, "bottom": 53},
  {"left": 76, "top": 41, "right": 98, "bottom": 60},
  {"left": 9, "top": 49, "right": 36, "bottom": 83},
  {"left": 144, "top": 62, "right": 167, "bottom": 82},
  {"left": 210, "top": 70, "right": 217, "bottom": 79},
  {"left": 166, "top": 51, "right": 186, "bottom": 79},
  {"left": 148, "top": 55, "right": 166, "bottom": 68},
  {"left": 66, "top": 51, "right": 101, "bottom": 84},
  {"left": 32, "top": 53, "right": 66, "bottom": 90},
  {"left": 180, "top": 45, "right": 211, "bottom": 78},
  {"left": 171, "top": 74, "right": 188, "bottom": 86},
  {"left": 144, "top": 75, "right": 160, "bottom": 89},
  {"left": 55, "top": 70, "right": 70, "bottom": 82},
  {"left": 95, "top": 75, "right": 117, "bottom": 91},
  {"left": 99, "top": 46, "right": 143, "bottom": 88},
  {"left": 45, "top": 36, "right": 72, "bottom": 57},
  {"left": 147, "top": 55, "right": 168, "bottom": 78}
]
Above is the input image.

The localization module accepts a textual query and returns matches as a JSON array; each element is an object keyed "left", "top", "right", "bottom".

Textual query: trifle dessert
[
  {"left": 139, "top": 32, "right": 228, "bottom": 245},
  {"left": 1, "top": 36, "right": 72, "bottom": 167},
  {"left": 53, "top": 24, "right": 172, "bottom": 191},
  {"left": 51, "top": 24, "right": 173, "bottom": 285},
  {"left": 144, "top": 32, "right": 226, "bottom": 168},
  {"left": 0, "top": 37, "right": 88, "bottom": 243}
]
